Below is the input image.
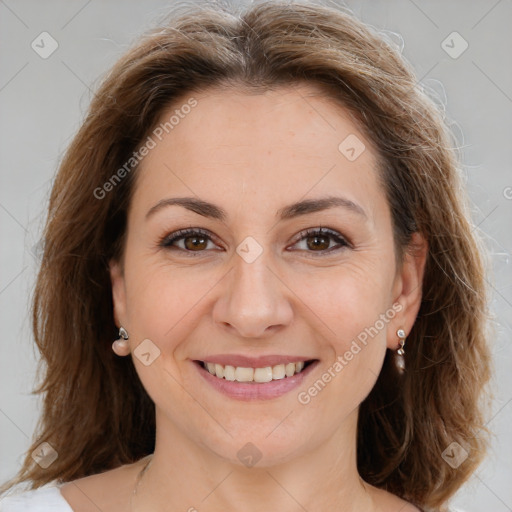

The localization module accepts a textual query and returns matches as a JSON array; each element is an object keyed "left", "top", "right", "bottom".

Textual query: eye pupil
[
  {"left": 185, "top": 235, "right": 207, "bottom": 250},
  {"left": 307, "top": 235, "right": 329, "bottom": 251}
]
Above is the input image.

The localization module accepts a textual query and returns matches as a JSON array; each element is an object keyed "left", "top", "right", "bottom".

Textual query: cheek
[
  {"left": 297, "top": 261, "right": 392, "bottom": 401},
  {"left": 302, "top": 257, "right": 393, "bottom": 339},
  {"left": 123, "top": 255, "right": 223, "bottom": 351},
  {"left": 121, "top": 259, "right": 210, "bottom": 416}
]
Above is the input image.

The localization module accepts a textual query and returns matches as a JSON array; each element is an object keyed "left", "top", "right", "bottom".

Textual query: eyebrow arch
[{"left": 145, "top": 195, "right": 368, "bottom": 222}]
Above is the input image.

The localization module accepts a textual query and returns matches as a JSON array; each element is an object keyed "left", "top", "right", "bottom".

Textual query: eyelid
[
  {"left": 159, "top": 227, "right": 220, "bottom": 249},
  {"left": 159, "top": 225, "right": 351, "bottom": 256},
  {"left": 290, "top": 226, "right": 351, "bottom": 249}
]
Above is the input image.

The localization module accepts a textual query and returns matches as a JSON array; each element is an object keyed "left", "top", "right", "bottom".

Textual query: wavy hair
[{"left": 1, "top": 1, "right": 492, "bottom": 510}]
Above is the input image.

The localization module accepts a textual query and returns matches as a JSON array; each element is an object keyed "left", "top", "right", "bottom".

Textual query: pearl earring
[
  {"left": 112, "top": 326, "right": 130, "bottom": 356},
  {"left": 396, "top": 328, "right": 406, "bottom": 373}
]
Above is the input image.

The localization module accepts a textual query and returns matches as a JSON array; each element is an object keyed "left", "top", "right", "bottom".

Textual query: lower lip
[{"left": 193, "top": 360, "right": 319, "bottom": 401}]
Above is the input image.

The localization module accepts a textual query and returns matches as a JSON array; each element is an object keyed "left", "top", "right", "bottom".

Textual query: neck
[{"left": 132, "top": 407, "right": 378, "bottom": 512}]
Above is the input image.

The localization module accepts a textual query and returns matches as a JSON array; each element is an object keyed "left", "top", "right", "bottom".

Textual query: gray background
[{"left": 0, "top": 0, "right": 511, "bottom": 510}]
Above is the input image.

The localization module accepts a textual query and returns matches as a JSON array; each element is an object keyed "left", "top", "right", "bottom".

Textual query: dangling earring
[
  {"left": 395, "top": 328, "right": 406, "bottom": 373},
  {"left": 112, "top": 326, "right": 130, "bottom": 356}
]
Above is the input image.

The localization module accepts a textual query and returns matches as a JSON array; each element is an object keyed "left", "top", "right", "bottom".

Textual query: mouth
[
  {"left": 192, "top": 358, "right": 320, "bottom": 400},
  {"left": 194, "top": 359, "right": 317, "bottom": 383}
]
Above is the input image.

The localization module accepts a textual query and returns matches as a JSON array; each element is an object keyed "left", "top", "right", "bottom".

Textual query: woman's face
[{"left": 110, "top": 84, "right": 426, "bottom": 466}]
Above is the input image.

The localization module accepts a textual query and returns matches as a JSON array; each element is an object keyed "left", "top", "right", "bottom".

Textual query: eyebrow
[{"left": 145, "top": 195, "right": 368, "bottom": 222}]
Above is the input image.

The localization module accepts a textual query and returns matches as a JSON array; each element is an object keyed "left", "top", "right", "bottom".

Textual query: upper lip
[{"left": 194, "top": 354, "right": 317, "bottom": 368}]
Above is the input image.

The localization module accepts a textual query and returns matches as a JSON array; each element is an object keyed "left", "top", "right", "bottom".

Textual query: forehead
[{"left": 131, "top": 83, "right": 386, "bottom": 226}]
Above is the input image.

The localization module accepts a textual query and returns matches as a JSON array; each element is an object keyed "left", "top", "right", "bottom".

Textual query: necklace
[{"left": 130, "top": 454, "right": 154, "bottom": 512}]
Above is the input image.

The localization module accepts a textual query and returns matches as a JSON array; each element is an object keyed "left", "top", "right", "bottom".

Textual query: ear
[
  {"left": 109, "top": 259, "right": 127, "bottom": 329},
  {"left": 387, "top": 232, "right": 428, "bottom": 350}
]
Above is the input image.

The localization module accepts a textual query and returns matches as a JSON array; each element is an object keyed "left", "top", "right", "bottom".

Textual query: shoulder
[
  {"left": 363, "top": 483, "right": 422, "bottom": 511},
  {"left": 0, "top": 456, "right": 148, "bottom": 512},
  {"left": 58, "top": 457, "right": 149, "bottom": 512},
  {"left": 0, "top": 485, "right": 73, "bottom": 511}
]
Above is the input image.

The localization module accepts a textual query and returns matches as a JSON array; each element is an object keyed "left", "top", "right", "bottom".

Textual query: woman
[{"left": 0, "top": 1, "right": 492, "bottom": 511}]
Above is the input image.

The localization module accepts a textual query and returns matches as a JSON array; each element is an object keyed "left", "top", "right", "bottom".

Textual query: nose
[{"left": 212, "top": 247, "right": 293, "bottom": 339}]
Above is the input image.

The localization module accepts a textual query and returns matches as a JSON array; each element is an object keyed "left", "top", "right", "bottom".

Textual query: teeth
[
  {"left": 234, "top": 367, "right": 254, "bottom": 382},
  {"left": 224, "top": 365, "right": 235, "bottom": 381},
  {"left": 215, "top": 364, "right": 224, "bottom": 378},
  {"left": 272, "top": 364, "right": 285, "bottom": 380},
  {"left": 254, "top": 367, "right": 273, "bottom": 383},
  {"left": 202, "top": 360, "right": 309, "bottom": 382},
  {"left": 285, "top": 362, "right": 295, "bottom": 377}
]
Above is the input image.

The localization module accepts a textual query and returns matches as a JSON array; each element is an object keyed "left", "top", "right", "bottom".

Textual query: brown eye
[
  {"left": 183, "top": 234, "right": 208, "bottom": 251},
  {"left": 291, "top": 227, "right": 350, "bottom": 255},
  {"left": 305, "top": 233, "right": 331, "bottom": 251},
  {"left": 160, "top": 227, "right": 350, "bottom": 257},
  {"left": 160, "top": 228, "right": 216, "bottom": 253}
]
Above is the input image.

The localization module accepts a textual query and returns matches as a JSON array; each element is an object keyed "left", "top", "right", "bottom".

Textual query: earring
[
  {"left": 395, "top": 328, "right": 406, "bottom": 373},
  {"left": 112, "top": 326, "right": 130, "bottom": 356}
]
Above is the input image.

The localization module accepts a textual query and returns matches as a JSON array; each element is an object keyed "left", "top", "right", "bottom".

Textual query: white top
[{"left": 0, "top": 484, "right": 73, "bottom": 511}]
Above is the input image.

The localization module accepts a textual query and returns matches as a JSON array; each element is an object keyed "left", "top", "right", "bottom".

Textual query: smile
[
  {"left": 200, "top": 360, "right": 313, "bottom": 382},
  {"left": 193, "top": 359, "right": 319, "bottom": 400}
]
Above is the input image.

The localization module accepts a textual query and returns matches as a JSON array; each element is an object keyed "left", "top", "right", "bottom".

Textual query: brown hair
[{"left": 1, "top": 1, "right": 493, "bottom": 510}]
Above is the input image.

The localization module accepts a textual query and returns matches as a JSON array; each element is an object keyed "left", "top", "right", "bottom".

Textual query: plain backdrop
[{"left": 0, "top": 0, "right": 511, "bottom": 510}]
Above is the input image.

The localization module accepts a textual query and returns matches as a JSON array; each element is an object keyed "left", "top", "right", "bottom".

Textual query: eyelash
[{"left": 159, "top": 226, "right": 351, "bottom": 257}]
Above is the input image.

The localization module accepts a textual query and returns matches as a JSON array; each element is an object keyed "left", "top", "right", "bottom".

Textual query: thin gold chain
[{"left": 130, "top": 455, "right": 154, "bottom": 512}]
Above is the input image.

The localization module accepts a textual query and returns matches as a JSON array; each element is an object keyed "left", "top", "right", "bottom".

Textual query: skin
[{"left": 61, "top": 83, "right": 427, "bottom": 512}]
